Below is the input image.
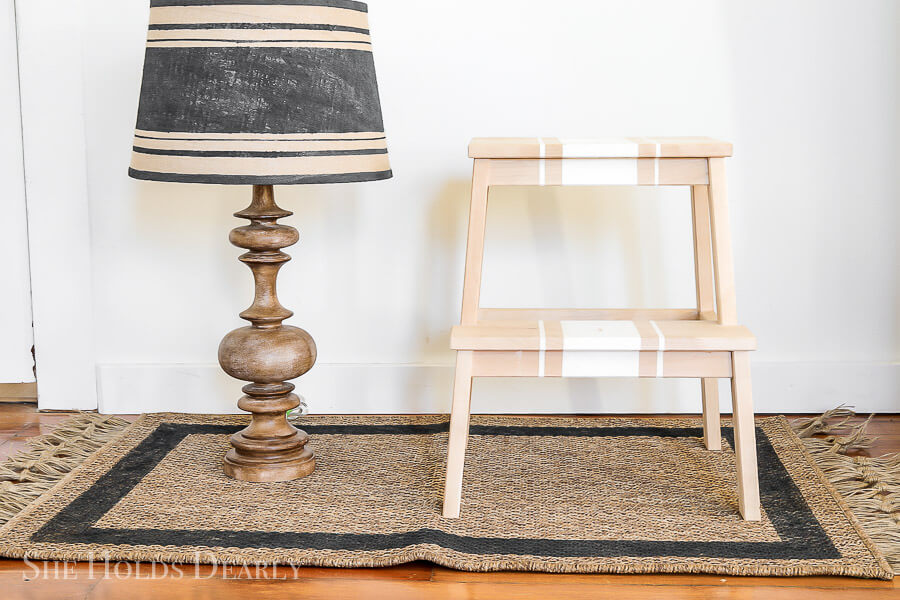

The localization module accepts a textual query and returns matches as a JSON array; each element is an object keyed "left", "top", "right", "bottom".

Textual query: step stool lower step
[{"left": 451, "top": 319, "right": 756, "bottom": 352}]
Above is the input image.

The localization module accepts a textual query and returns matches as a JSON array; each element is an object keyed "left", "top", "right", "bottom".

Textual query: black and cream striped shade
[{"left": 128, "top": 0, "right": 391, "bottom": 185}]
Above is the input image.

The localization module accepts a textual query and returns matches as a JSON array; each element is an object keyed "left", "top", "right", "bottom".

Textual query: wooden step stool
[{"left": 442, "top": 137, "right": 760, "bottom": 521}]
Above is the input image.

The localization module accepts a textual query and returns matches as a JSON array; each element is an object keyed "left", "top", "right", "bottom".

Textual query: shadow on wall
[
  {"left": 130, "top": 173, "right": 701, "bottom": 415},
  {"left": 130, "top": 180, "right": 252, "bottom": 403},
  {"left": 416, "top": 178, "right": 698, "bottom": 414},
  {"left": 400, "top": 178, "right": 470, "bottom": 413},
  {"left": 417, "top": 179, "right": 471, "bottom": 360},
  {"left": 133, "top": 178, "right": 253, "bottom": 313}
]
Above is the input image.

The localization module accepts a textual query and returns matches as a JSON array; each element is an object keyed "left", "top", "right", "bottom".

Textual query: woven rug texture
[{"left": 0, "top": 412, "right": 894, "bottom": 579}]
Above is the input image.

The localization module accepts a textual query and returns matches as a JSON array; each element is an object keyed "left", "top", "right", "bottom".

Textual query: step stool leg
[
  {"left": 730, "top": 351, "right": 760, "bottom": 521},
  {"left": 443, "top": 158, "right": 489, "bottom": 518},
  {"left": 443, "top": 350, "right": 474, "bottom": 518},
  {"left": 460, "top": 160, "right": 491, "bottom": 324},
  {"left": 701, "top": 379, "right": 721, "bottom": 451},
  {"left": 691, "top": 185, "right": 721, "bottom": 451},
  {"left": 707, "top": 159, "right": 738, "bottom": 325}
]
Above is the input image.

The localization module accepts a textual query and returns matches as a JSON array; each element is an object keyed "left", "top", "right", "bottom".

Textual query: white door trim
[
  {"left": 0, "top": 0, "right": 34, "bottom": 383},
  {"left": 16, "top": 0, "right": 97, "bottom": 409}
]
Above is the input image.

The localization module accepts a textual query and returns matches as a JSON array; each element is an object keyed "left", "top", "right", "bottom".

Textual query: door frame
[
  {"left": 15, "top": 0, "right": 97, "bottom": 410},
  {"left": 0, "top": 0, "right": 34, "bottom": 384}
]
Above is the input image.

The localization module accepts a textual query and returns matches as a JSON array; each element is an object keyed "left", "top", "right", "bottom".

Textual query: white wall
[
  {"left": 34, "top": 0, "right": 900, "bottom": 413},
  {"left": 0, "top": 0, "right": 33, "bottom": 383}
]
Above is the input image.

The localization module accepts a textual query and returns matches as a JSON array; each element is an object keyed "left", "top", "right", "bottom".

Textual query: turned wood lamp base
[
  {"left": 221, "top": 380, "right": 315, "bottom": 482},
  {"left": 218, "top": 185, "right": 316, "bottom": 482}
]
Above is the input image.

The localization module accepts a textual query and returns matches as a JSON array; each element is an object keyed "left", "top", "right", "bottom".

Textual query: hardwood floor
[{"left": 0, "top": 402, "right": 896, "bottom": 599}]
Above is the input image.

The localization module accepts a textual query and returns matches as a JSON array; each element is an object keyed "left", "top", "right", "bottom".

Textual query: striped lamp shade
[{"left": 128, "top": 0, "right": 391, "bottom": 185}]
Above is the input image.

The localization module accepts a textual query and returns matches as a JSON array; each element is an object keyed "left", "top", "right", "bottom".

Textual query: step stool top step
[
  {"left": 451, "top": 319, "right": 755, "bottom": 352},
  {"left": 469, "top": 137, "right": 732, "bottom": 159}
]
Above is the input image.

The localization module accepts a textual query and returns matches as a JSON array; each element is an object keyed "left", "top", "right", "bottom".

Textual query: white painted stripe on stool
[
  {"left": 561, "top": 351, "right": 640, "bottom": 377},
  {"left": 537, "top": 319, "right": 546, "bottom": 377},
  {"left": 538, "top": 137, "right": 546, "bottom": 186},
  {"left": 650, "top": 320, "right": 665, "bottom": 377},
  {"left": 560, "top": 320, "right": 642, "bottom": 350},
  {"left": 559, "top": 320, "right": 641, "bottom": 377},
  {"left": 561, "top": 139, "right": 638, "bottom": 158},
  {"left": 654, "top": 143, "right": 662, "bottom": 185},
  {"left": 560, "top": 159, "right": 639, "bottom": 186}
]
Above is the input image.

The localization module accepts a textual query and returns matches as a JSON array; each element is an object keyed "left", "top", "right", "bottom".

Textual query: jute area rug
[{"left": 0, "top": 411, "right": 896, "bottom": 579}]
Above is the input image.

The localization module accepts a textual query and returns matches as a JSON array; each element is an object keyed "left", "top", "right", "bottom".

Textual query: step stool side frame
[{"left": 442, "top": 154, "right": 759, "bottom": 521}]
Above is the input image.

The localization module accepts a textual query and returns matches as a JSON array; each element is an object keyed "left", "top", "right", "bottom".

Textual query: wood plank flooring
[{"left": 0, "top": 402, "right": 896, "bottom": 599}]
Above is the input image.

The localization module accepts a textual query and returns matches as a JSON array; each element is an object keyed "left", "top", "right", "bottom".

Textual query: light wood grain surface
[{"left": 442, "top": 149, "right": 760, "bottom": 520}]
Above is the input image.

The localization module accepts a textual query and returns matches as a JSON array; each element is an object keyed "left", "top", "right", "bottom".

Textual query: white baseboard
[{"left": 96, "top": 360, "right": 899, "bottom": 415}]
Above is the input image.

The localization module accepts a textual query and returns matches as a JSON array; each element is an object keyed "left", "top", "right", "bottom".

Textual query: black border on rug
[{"left": 30, "top": 422, "right": 841, "bottom": 560}]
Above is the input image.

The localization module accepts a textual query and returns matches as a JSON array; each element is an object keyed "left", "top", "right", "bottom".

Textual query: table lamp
[{"left": 128, "top": 0, "right": 391, "bottom": 482}]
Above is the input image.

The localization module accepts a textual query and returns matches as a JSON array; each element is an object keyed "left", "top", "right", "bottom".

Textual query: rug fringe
[
  {"left": 792, "top": 408, "right": 900, "bottom": 574},
  {"left": 0, "top": 413, "right": 131, "bottom": 527},
  {"left": 793, "top": 404, "right": 858, "bottom": 438}
]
